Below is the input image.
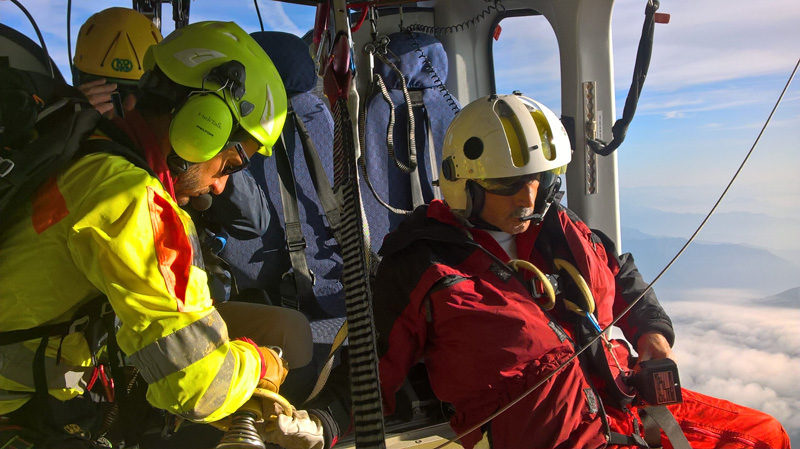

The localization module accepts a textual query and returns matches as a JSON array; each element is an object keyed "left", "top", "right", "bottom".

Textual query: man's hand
[
  {"left": 77, "top": 78, "right": 137, "bottom": 117},
  {"left": 77, "top": 79, "right": 117, "bottom": 115},
  {"left": 634, "top": 331, "right": 675, "bottom": 372},
  {"left": 257, "top": 346, "right": 288, "bottom": 393},
  {"left": 262, "top": 402, "right": 326, "bottom": 449}
]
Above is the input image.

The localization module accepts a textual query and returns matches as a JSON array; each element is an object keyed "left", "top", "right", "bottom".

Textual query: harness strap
[
  {"left": 0, "top": 321, "right": 71, "bottom": 345},
  {"left": 641, "top": 405, "right": 693, "bottom": 449},
  {"left": 293, "top": 108, "right": 344, "bottom": 245},
  {"left": 0, "top": 295, "right": 108, "bottom": 346},
  {"left": 274, "top": 119, "right": 313, "bottom": 313},
  {"left": 303, "top": 320, "right": 348, "bottom": 405},
  {"left": 608, "top": 431, "right": 649, "bottom": 447}
]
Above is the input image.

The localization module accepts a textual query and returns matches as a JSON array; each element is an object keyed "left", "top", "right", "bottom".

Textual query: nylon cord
[{"left": 254, "top": 0, "right": 264, "bottom": 32}]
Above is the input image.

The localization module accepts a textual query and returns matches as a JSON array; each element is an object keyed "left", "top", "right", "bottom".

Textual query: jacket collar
[{"left": 112, "top": 109, "right": 176, "bottom": 200}]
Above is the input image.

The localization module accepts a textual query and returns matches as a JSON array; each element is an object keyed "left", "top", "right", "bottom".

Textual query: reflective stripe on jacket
[{"left": 0, "top": 152, "right": 262, "bottom": 422}]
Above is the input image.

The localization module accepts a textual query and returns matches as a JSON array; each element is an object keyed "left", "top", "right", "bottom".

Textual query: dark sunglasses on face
[
  {"left": 476, "top": 171, "right": 556, "bottom": 196},
  {"left": 220, "top": 142, "right": 251, "bottom": 176}
]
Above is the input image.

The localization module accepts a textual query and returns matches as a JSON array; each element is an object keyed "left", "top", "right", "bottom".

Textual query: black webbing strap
[
  {"left": 0, "top": 320, "right": 71, "bottom": 346},
  {"left": 608, "top": 431, "right": 649, "bottom": 447},
  {"left": 293, "top": 108, "right": 344, "bottom": 245},
  {"left": 273, "top": 115, "right": 313, "bottom": 312},
  {"left": 1, "top": 295, "right": 110, "bottom": 434},
  {"left": 641, "top": 405, "right": 693, "bottom": 449},
  {"left": 588, "top": 0, "right": 660, "bottom": 156},
  {"left": 405, "top": 90, "right": 426, "bottom": 209},
  {"left": 32, "top": 327, "right": 56, "bottom": 428},
  {"left": 0, "top": 295, "right": 108, "bottom": 346}
]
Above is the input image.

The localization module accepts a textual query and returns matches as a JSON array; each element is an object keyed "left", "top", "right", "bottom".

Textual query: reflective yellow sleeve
[{"left": 63, "top": 154, "right": 262, "bottom": 421}]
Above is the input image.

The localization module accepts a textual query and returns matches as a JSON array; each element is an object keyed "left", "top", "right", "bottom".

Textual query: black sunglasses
[
  {"left": 220, "top": 143, "right": 251, "bottom": 176},
  {"left": 475, "top": 172, "right": 555, "bottom": 196}
]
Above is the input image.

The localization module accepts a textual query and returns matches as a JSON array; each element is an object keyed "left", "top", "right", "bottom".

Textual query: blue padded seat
[
  {"left": 221, "top": 31, "right": 344, "bottom": 318},
  {"left": 360, "top": 31, "right": 459, "bottom": 252}
]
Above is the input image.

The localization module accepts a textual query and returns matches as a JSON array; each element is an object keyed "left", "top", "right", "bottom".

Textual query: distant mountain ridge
[
  {"left": 753, "top": 287, "right": 800, "bottom": 308},
  {"left": 621, "top": 227, "right": 799, "bottom": 296},
  {"left": 619, "top": 202, "right": 799, "bottom": 266}
]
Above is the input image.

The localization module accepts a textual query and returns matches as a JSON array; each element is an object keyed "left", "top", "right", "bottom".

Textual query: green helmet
[{"left": 143, "top": 21, "right": 286, "bottom": 157}]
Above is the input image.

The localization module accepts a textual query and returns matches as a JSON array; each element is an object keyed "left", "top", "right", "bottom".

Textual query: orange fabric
[
  {"left": 664, "top": 389, "right": 791, "bottom": 449},
  {"left": 31, "top": 175, "right": 69, "bottom": 234},
  {"left": 147, "top": 186, "right": 192, "bottom": 310}
]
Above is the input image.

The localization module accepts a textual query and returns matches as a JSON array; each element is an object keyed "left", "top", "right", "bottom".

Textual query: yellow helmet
[
  {"left": 143, "top": 21, "right": 287, "bottom": 158},
  {"left": 74, "top": 7, "right": 162, "bottom": 83}
]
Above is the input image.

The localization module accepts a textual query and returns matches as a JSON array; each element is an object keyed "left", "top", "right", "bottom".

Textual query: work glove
[
  {"left": 258, "top": 345, "right": 288, "bottom": 393},
  {"left": 262, "top": 401, "right": 327, "bottom": 449},
  {"left": 208, "top": 346, "right": 287, "bottom": 433}
]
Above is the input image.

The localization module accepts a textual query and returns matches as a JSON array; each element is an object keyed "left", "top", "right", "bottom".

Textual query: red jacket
[
  {"left": 373, "top": 200, "right": 789, "bottom": 449},
  {"left": 374, "top": 200, "right": 673, "bottom": 448}
]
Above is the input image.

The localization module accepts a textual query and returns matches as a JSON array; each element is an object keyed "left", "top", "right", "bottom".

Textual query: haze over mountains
[
  {"left": 622, "top": 225, "right": 799, "bottom": 299},
  {"left": 619, "top": 190, "right": 800, "bottom": 300},
  {"left": 619, "top": 202, "right": 799, "bottom": 443}
]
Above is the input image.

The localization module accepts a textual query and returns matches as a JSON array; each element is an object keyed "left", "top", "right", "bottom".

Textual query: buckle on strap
[
  {"left": 0, "top": 156, "right": 14, "bottom": 178},
  {"left": 287, "top": 237, "right": 308, "bottom": 252},
  {"left": 68, "top": 315, "right": 90, "bottom": 335}
]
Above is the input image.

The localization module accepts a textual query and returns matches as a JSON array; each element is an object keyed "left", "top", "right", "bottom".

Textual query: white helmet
[{"left": 440, "top": 93, "right": 571, "bottom": 218}]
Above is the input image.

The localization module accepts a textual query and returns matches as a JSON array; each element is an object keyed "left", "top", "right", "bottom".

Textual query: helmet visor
[{"left": 475, "top": 171, "right": 556, "bottom": 196}]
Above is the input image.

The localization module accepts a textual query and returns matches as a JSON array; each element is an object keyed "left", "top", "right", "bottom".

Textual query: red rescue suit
[{"left": 373, "top": 200, "right": 790, "bottom": 449}]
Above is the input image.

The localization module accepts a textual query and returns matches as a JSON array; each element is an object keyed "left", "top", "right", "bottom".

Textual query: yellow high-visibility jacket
[{"left": 0, "top": 152, "right": 262, "bottom": 422}]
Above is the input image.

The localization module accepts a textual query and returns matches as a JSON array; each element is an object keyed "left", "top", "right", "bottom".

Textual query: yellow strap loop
[
  {"left": 553, "top": 258, "right": 596, "bottom": 315},
  {"left": 507, "top": 259, "right": 555, "bottom": 311}
]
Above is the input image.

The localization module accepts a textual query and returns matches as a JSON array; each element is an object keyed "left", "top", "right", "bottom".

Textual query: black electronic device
[{"left": 630, "top": 358, "right": 683, "bottom": 406}]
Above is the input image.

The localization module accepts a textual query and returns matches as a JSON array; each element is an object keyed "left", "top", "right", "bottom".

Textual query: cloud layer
[{"left": 665, "top": 297, "right": 800, "bottom": 444}]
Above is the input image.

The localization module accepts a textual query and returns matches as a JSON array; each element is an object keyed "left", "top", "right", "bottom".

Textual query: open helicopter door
[{"left": 351, "top": 0, "right": 623, "bottom": 248}]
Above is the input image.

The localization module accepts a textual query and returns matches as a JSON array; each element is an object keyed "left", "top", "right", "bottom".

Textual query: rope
[{"left": 331, "top": 97, "right": 387, "bottom": 448}]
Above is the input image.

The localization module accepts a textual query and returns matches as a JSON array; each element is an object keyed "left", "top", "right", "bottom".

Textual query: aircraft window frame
[{"left": 489, "top": 9, "right": 561, "bottom": 110}]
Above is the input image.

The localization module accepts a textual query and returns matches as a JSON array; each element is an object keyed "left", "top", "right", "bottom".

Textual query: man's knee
[{"left": 274, "top": 307, "right": 314, "bottom": 368}]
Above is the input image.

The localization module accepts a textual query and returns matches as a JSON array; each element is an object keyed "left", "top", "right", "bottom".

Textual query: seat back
[
  {"left": 222, "top": 32, "right": 344, "bottom": 318},
  {"left": 360, "top": 31, "right": 459, "bottom": 252}
]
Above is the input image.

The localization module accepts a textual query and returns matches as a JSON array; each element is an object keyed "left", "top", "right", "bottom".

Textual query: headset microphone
[{"left": 190, "top": 193, "right": 213, "bottom": 211}]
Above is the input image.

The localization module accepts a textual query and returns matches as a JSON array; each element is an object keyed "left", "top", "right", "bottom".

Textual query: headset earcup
[{"left": 169, "top": 93, "right": 233, "bottom": 163}]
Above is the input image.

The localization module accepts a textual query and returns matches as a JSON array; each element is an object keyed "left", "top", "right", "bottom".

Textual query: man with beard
[
  {"left": 372, "top": 93, "right": 790, "bottom": 448},
  {"left": 0, "top": 21, "right": 332, "bottom": 449},
  {"left": 73, "top": 8, "right": 270, "bottom": 306}
]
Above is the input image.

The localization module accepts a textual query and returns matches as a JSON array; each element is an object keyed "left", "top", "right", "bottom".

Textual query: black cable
[
  {"left": 67, "top": 0, "right": 72, "bottom": 80},
  {"left": 403, "top": 0, "right": 505, "bottom": 36},
  {"left": 588, "top": 0, "right": 660, "bottom": 156},
  {"left": 9, "top": 0, "right": 55, "bottom": 79},
  {"left": 432, "top": 58, "right": 800, "bottom": 449},
  {"left": 254, "top": 0, "right": 265, "bottom": 32},
  {"left": 400, "top": 29, "right": 460, "bottom": 114}
]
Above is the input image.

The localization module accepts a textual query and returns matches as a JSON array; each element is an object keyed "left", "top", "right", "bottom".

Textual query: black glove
[{"left": 308, "top": 408, "right": 340, "bottom": 449}]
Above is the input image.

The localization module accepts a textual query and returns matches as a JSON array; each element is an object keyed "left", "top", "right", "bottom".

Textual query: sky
[{"left": 2, "top": 0, "right": 798, "bottom": 444}]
